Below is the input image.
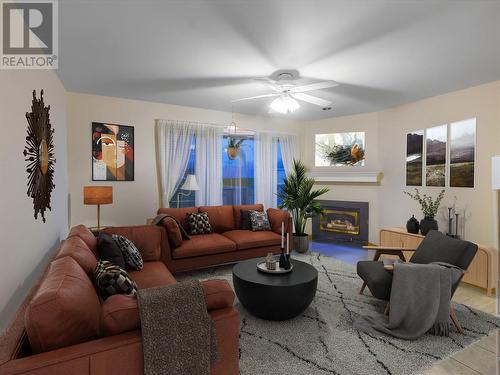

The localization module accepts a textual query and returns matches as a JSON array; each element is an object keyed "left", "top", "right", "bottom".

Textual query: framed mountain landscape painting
[
  {"left": 449, "top": 118, "right": 476, "bottom": 188},
  {"left": 406, "top": 130, "right": 424, "bottom": 186},
  {"left": 92, "top": 122, "right": 134, "bottom": 181},
  {"left": 425, "top": 125, "right": 447, "bottom": 187}
]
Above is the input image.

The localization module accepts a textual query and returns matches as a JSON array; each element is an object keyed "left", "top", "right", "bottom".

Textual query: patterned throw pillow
[
  {"left": 187, "top": 212, "right": 212, "bottom": 235},
  {"left": 94, "top": 260, "right": 138, "bottom": 300},
  {"left": 249, "top": 210, "right": 271, "bottom": 231},
  {"left": 112, "top": 235, "right": 144, "bottom": 271}
]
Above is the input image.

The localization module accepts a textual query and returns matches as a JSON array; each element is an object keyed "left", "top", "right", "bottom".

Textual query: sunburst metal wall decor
[{"left": 23, "top": 90, "right": 56, "bottom": 223}]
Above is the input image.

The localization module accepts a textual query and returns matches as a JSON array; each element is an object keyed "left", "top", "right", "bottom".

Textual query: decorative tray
[{"left": 256, "top": 261, "right": 293, "bottom": 274}]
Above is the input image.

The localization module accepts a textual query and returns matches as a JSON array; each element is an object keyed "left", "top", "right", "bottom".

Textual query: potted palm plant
[{"left": 278, "top": 159, "right": 329, "bottom": 253}]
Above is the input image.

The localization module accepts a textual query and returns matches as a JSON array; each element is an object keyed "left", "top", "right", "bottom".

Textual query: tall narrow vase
[{"left": 279, "top": 247, "right": 286, "bottom": 269}]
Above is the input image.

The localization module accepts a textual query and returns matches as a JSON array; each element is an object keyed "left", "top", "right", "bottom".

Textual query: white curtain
[
  {"left": 277, "top": 133, "right": 299, "bottom": 175},
  {"left": 155, "top": 120, "right": 196, "bottom": 207},
  {"left": 195, "top": 125, "right": 223, "bottom": 206},
  {"left": 254, "top": 132, "right": 278, "bottom": 209}
]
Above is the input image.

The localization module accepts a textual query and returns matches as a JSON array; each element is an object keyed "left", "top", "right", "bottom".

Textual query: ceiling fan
[{"left": 232, "top": 71, "right": 338, "bottom": 114}]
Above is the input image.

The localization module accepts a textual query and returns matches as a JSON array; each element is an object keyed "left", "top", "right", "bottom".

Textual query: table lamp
[
  {"left": 176, "top": 174, "right": 199, "bottom": 208},
  {"left": 84, "top": 186, "right": 113, "bottom": 230}
]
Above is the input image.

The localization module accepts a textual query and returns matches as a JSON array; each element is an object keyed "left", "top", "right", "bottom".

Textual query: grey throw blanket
[
  {"left": 354, "top": 262, "right": 463, "bottom": 340},
  {"left": 137, "top": 280, "right": 217, "bottom": 375}
]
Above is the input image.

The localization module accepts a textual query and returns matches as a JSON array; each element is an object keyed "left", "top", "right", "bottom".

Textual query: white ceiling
[{"left": 58, "top": 0, "right": 500, "bottom": 120}]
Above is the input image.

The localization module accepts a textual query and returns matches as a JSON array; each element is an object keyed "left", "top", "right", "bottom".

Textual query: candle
[
  {"left": 281, "top": 222, "right": 284, "bottom": 248},
  {"left": 286, "top": 233, "right": 289, "bottom": 254}
]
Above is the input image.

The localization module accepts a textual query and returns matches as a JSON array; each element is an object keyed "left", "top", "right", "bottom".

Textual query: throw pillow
[
  {"left": 112, "top": 235, "right": 144, "bottom": 271},
  {"left": 240, "top": 210, "right": 252, "bottom": 230},
  {"left": 97, "top": 233, "right": 126, "bottom": 269},
  {"left": 249, "top": 210, "right": 271, "bottom": 231},
  {"left": 161, "top": 217, "right": 184, "bottom": 248},
  {"left": 94, "top": 260, "right": 138, "bottom": 300},
  {"left": 187, "top": 212, "right": 212, "bottom": 235}
]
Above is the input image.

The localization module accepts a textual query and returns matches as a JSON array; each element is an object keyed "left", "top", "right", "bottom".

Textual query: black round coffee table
[{"left": 232, "top": 257, "right": 318, "bottom": 321}]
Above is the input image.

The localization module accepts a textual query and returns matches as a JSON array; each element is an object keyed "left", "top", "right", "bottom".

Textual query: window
[
  {"left": 277, "top": 142, "right": 286, "bottom": 207},
  {"left": 169, "top": 137, "right": 196, "bottom": 208},
  {"left": 222, "top": 135, "right": 255, "bottom": 205}
]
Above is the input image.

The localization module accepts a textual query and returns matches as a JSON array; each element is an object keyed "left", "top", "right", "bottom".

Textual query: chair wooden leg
[
  {"left": 359, "top": 282, "right": 367, "bottom": 294},
  {"left": 450, "top": 308, "right": 464, "bottom": 334},
  {"left": 384, "top": 303, "right": 390, "bottom": 316}
]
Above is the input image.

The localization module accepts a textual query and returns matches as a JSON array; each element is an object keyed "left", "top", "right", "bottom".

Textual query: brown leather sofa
[
  {"left": 157, "top": 204, "right": 293, "bottom": 272},
  {"left": 0, "top": 225, "right": 240, "bottom": 375}
]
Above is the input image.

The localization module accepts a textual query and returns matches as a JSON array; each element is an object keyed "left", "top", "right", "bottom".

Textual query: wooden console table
[{"left": 378, "top": 228, "right": 497, "bottom": 296}]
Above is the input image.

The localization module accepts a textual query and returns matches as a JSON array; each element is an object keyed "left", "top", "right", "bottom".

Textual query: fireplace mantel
[{"left": 307, "top": 171, "right": 382, "bottom": 183}]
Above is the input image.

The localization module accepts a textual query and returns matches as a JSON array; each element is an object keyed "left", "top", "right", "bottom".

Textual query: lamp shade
[
  {"left": 84, "top": 186, "right": 113, "bottom": 205},
  {"left": 180, "top": 174, "right": 200, "bottom": 191},
  {"left": 493, "top": 156, "right": 500, "bottom": 190}
]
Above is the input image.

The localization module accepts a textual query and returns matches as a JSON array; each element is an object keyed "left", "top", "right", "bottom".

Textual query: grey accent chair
[{"left": 357, "top": 230, "right": 478, "bottom": 333}]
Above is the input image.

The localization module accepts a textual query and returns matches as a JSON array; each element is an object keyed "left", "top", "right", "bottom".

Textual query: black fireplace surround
[{"left": 312, "top": 200, "right": 369, "bottom": 244}]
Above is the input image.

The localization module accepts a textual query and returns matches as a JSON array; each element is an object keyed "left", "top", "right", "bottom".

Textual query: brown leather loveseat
[
  {"left": 0, "top": 225, "right": 240, "bottom": 375},
  {"left": 157, "top": 204, "right": 292, "bottom": 272}
]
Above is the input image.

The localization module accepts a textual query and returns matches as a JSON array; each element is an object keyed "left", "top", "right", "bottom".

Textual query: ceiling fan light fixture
[{"left": 270, "top": 94, "right": 300, "bottom": 114}]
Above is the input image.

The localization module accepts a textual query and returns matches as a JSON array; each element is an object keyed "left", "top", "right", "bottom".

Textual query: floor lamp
[
  {"left": 176, "top": 174, "right": 200, "bottom": 208},
  {"left": 84, "top": 186, "right": 113, "bottom": 230}
]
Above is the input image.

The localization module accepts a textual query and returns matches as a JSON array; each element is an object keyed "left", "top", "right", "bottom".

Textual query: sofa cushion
[
  {"left": 249, "top": 211, "right": 271, "bottom": 231},
  {"left": 201, "top": 279, "right": 235, "bottom": 311},
  {"left": 55, "top": 237, "right": 97, "bottom": 275},
  {"left": 199, "top": 205, "right": 235, "bottom": 232},
  {"left": 100, "top": 294, "right": 141, "bottom": 336},
  {"left": 172, "top": 233, "right": 237, "bottom": 259},
  {"left": 25, "top": 257, "right": 101, "bottom": 354},
  {"left": 157, "top": 207, "right": 198, "bottom": 231},
  {"left": 68, "top": 224, "right": 97, "bottom": 255},
  {"left": 100, "top": 278, "right": 234, "bottom": 336},
  {"left": 267, "top": 208, "right": 291, "bottom": 234},
  {"left": 187, "top": 212, "right": 212, "bottom": 235},
  {"left": 240, "top": 210, "right": 252, "bottom": 230},
  {"left": 160, "top": 217, "right": 183, "bottom": 248},
  {"left": 94, "top": 260, "right": 138, "bottom": 300},
  {"left": 233, "top": 204, "right": 263, "bottom": 229},
  {"left": 128, "top": 261, "right": 176, "bottom": 289},
  {"left": 221, "top": 230, "right": 282, "bottom": 250},
  {"left": 102, "top": 226, "right": 162, "bottom": 262},
  {"left": 112, "top": 234, "right": 144, "bottom": 271},
  {"left": 97, "top": 233, "right": 126, "bottom": 269}
]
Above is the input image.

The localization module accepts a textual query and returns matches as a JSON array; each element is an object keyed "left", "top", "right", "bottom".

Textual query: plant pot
[
  {"left": 420, "top": 217, "right": 438, "bottom": 236},
  {"left": 293, "top": 234, "right": 309, "bottom": 253},
  {"left": 227, "top": 147, "right": 238, "bottom": 159}
]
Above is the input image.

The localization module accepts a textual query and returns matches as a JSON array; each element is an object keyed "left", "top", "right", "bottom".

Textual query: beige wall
[
  {"left": 67, "top": 92, "right": 302, "bottom": 228},
  {"left": 301, "top": 81, "right": 500, "bottom": 247},
  {"left": 378, "top": 81, "right": 500, "bottom": 247},
  {"left": 0, "top": 70, "right": 68, "bottom": 333},
  {"left": 300, "top": 112, "right": 381, "bottom": 243}
]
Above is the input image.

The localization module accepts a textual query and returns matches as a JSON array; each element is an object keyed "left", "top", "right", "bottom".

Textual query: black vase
[
  {"left": 406, "top": 215, "right": 420, "bottom": 234},
  {"left": 420, "top": 217, "right": 438, "bottom": 235}
]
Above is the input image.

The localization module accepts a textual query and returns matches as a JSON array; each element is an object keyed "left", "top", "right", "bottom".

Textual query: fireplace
[{"left": 312, "top": 200, "right": 369, "bottom": 244}]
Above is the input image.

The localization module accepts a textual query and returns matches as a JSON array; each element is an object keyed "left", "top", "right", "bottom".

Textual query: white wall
[
  {"left": 0, "top": 70, "right": 68, "bottom": 333},
  {"left": 66, "top": 92, "right": 302, "bottom": 228},
  {"left": 301, "top": 80, "right": 500, "bottom": 247}
]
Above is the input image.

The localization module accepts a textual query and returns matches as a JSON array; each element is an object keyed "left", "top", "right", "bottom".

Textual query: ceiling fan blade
[
  {"left": 292, "top": 93, "right": 332, "bottom": 107},
  {"left": 292, "top": 81, "right": 339, "bottom": 93},
  {"left": 231, "top": 93, "right": 279, "bottom": 102},
  {"left": 253, "top": 77, "right": 282, "bottom": 93}
]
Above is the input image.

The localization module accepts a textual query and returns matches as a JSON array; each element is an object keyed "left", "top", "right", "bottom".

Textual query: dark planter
[
  {"left": 420, "top": 217, "right": 438, "bottom": 235},
  {"left": 406, "top": 215, "right": 420, "bottom": 234},
  {"left": 293, "top": 234, "right": 309, "bottom": 253}
]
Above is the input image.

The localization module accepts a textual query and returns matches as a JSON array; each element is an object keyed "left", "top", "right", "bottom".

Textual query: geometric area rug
[{"left": 176, "top": 252, "right": 500, "bottom": 375}]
